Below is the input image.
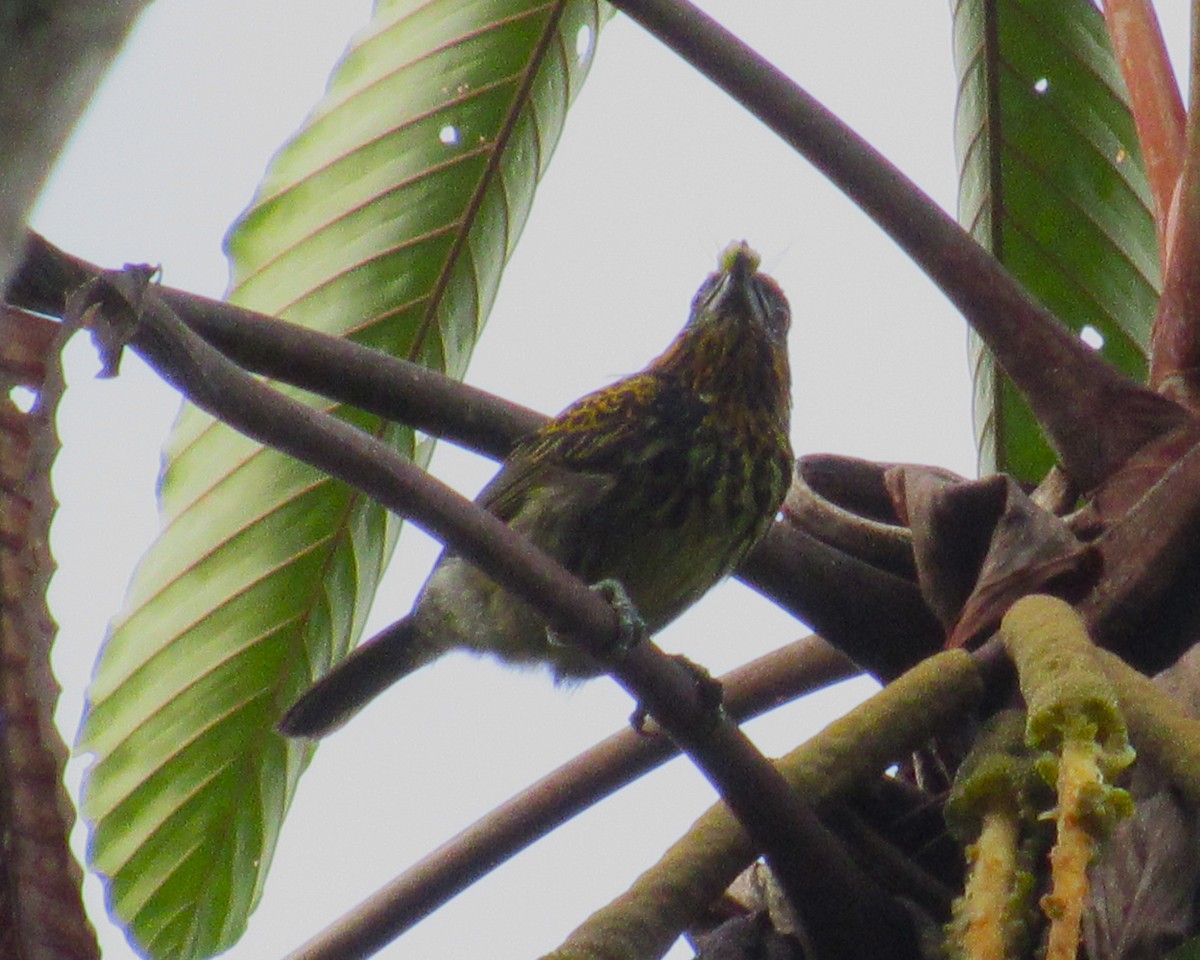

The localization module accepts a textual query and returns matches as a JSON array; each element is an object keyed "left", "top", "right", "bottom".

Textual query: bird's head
[
  {"left": 654, "top": 241, "right": 792, "bottom": 419},
  {"left": 686, "top": 241, "right": 790, "bottom": 342}
]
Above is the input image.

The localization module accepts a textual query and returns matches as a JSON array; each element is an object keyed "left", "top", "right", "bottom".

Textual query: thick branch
[
  {"left": 0, "top": 308, "right": 99, "bottom": 960},
  {"left": 740, "top": 522, "right": 942, "bottom": 681},
  {"left": 1081, "top": 426, "right": 1200, "bottom": 670}
]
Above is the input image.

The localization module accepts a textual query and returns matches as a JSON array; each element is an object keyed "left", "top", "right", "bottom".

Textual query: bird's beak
[
  {"left": 725, "top": 245, "right": 755, "bottom": 285},
  {"left": 711, "top": 245, "right": 762, "bottom": 321}
]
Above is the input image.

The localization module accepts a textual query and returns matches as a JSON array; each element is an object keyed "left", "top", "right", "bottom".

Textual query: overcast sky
[{"left": 29, "top": 2, "right": 1191, "bottom": 958}]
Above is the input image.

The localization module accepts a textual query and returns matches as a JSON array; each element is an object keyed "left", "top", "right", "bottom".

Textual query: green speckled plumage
[{"left": 281, "top": 243, "right": 793, "bottom": 737}]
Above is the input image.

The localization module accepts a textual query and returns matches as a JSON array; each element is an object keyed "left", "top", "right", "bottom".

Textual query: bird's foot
[
  {"left": 581, "top": 580, "right": 725, "bottom": 733},
  {"left": 546, "top": 578, "right": 646, "bottom": 661},
  {"left": 589, "top": 578, "right": 648, "bottom": 653}
]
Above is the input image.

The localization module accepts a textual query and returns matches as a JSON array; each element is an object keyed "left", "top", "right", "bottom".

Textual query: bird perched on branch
[{"left": 280, "top": 242, "right": 793, "bottom": 738}]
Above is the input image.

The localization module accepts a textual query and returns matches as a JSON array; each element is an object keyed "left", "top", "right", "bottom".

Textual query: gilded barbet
[{"left": 280, "top": 242, "right": 793, "bottom": 738}]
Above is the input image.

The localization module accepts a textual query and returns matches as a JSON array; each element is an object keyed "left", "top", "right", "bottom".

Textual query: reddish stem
[
  {"left": 1149, "top": 0, "right": 1200, "bottom": 401},
  {"left": 1103, "top": 0, "right": 1186, "bottom": 261}
]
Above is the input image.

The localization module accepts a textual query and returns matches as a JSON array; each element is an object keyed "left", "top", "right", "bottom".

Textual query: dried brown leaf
[
  {"left": 890, "top": 469, "right": 1097, "bottom": 648},
  {"left": 0, "top": 306, "right": 98, "bottom": 960}
]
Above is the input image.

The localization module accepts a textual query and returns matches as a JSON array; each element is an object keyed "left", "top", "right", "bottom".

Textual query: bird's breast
[{"left": 569, "top": 412, "right": 790, "bottom": 630}]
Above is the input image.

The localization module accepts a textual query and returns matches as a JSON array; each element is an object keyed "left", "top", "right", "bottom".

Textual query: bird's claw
[
  {"left": 584, "top": 580, "right": 725, "bottom": 734},
  {"left": 545, "top": 579, "right": 647, "bottom": 670},
  {"left": 590, "top": 578, "right": 648, "bottom": 653}
]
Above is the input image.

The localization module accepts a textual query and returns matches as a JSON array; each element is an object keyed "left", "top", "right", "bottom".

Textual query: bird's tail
[{"left": 278, "top": 616, "right": 433, "bottom": 738}]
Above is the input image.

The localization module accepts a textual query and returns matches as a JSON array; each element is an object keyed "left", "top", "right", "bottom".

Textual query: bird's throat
[{"left": 661, "top": 320, "right": 791, "bottom": 427}]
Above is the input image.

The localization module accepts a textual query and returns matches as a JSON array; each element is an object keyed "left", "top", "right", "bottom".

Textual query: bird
[{"left": 280, "top": 242, "right": 793, "bottom": 738}]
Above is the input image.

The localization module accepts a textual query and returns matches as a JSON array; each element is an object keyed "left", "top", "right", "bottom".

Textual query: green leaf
[
  {"left": 951, "top": 0, "right": 1158, "bottom": 482},
  {"left": 1168, "top": 936, "right": 1200, "bottom": 960},
  {"left": 78, "top": 2, "right": 605, "bottom": 956}
]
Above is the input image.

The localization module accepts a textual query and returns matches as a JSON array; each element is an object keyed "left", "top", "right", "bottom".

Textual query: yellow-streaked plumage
[{"left": 281, "top": 242, "right": 793, "bottom": 737}]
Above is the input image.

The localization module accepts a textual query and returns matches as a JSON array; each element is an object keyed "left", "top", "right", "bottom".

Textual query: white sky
[{"left": 28, "top": 1, "right": 1192, "bottom": 958}]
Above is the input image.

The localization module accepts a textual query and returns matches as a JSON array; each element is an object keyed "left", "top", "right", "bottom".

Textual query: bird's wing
[
  {"left": 474, "top": 452, "right": 567, "bottom": 522},
  {"left": 524, "top": 374, "right": 662, "bottom": 467},
  {"left": 478, "top": 372, "right": 698, "bottom": 522}
]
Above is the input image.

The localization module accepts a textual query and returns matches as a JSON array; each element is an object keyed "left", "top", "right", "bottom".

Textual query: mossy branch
[
  {"left": 1002, "top": 596, "right": 1133, "bottom": 773},
  {"left": 540, "top": 651, "right": 984, "bottom": 960},
  {"left": 1093, "top": 645, "right": 1200, "bottom": 804},
  {"left": 957, "top": 811, "right": 1023, "bottom": 960},
  {"left": 945, "top": 711, "right": 1035, "bottom": 960},
  {"left": 999, "top": 596, "right": 1136, "bottom": 960},
  {"left": 1041, "top": 737, "right": 1105, "bottom": 960}
]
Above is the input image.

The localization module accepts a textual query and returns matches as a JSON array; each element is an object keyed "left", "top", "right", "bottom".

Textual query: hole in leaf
[
  {"left": 576, "top": 24, "right": 593, "bottom": 62},
  {"left": 439, "top": 125, "right": 460, "bottom": 146},
  {"left": 1079, "top": 325, "right": 1105, "bottom": 350},
  {"left": 8, "top": 385, "right": 37, "bottom": 412},
  {"left": 1033, "top": 77, "right": 1049, "bottom": 94}
]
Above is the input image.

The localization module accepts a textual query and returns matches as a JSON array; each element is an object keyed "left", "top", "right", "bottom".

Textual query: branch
[
  {"left": 0, "top": 308, "right": 99, "bottom": 960},
  {"left": 12, "top": 233, "right": 940, "bottom": 681},
  {"left": 604, "top": 0, "right": 1188, "bottom": 491},
  {"left": 740, "top": 521, "right": 942, "bottom": 681},
  {"left": 10, "top": 233, "right": 541, "bottom": 458},
  {"left": 0, "top": 2, "right": 147, "bottom": 295},
  {"left": 538, "top": 651, "right": 984, "bottom": 960},
  {"left": 71, "top": 267, "right": 905, "bottom": 960},
  {"left": 283, "top": 636, "right": 857, "bottom": 960},
  {"left": 1080, "top": 426, "right": 1200, "bottom": 670}
]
